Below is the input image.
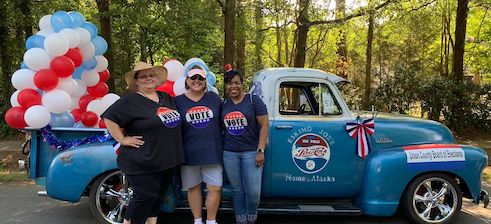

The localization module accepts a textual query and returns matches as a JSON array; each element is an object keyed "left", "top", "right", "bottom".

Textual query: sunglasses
[
  {"left": 136, "top": 74, "right": 156, "bottom": 79},
  {"left": 189, "top": 75, "right": 205, "bottom": 81}
]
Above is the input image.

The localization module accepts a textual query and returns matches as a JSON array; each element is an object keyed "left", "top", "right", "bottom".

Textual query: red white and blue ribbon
[{"left": 346, "top": 117, "right": 375, "bottom": 159}]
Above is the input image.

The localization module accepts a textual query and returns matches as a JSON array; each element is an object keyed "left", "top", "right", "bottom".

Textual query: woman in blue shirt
[
  {"left": 222, "top": 69, "right": 269, "bottom": 224},
  {"left": 175, "top": 68, "right": 223, "bottom": 224}
]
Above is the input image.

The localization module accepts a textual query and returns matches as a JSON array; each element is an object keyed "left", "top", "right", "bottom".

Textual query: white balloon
[
  {"left": 44, "top": 33, "right": 69, "bottom": 56},
  {"left": 79, "top": 42, "right": 95, "bottom": 60},
  {"left": 87, "top": 99, "right": 109, "bottom": 116},
  {"left": 173, "top": 77, "right": 187, "bottom": 96},
  {"left": 23, "top": 48, "right": 50, "bottom": 71},
  {"left": 57, "top": 77, "right": 79, "bottom": 96},
  {"left": 11, "top": 69, "right": 37, "bottom": 90},
  {"left": 102, "top": 93, "right": 121, "bottom": 106},
  {"left": 36, "top": 29, "right": 53, "bottom": 37},
  {"left": 94, "top": 56, "right": 108, "bottom": 72},
  {"left": 74, "top": 28, "right": 91, "bottom": 44},
  {"left": 73, "top": 79, "right": 87, "bottom": 97},
  {"left": 59, "top": 28, "right": 80, "bottom": 48},
  {"left": 10, "top": 90, "right": 21, "bottom": 107},
  {"left": 24, "top": 105, "right": 51, "bottom": 129},
  {"left": 71, "top": 96, "right": 81, "bottom": 110},
  {"left": 39, "top": 15, "right": 52, "bottom": 31},
  {"left": 42, "top": 89, "right": 72, "bottom": 113},
  {"left": 210, "top": 86, "right": 219, "bottom": 95},
  {"left": 81, "top": 70, "right": 100, "bottom": 87},
  {"left": 164, "top": 60, "right": 185, "bottom": 82}
]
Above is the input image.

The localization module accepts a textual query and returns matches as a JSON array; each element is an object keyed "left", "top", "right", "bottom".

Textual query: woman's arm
[
  {"left": 104, "top": 118, "right": 144, "bottom": 148},
  {"left": 255, "top": 115, "right": 269, "bottom": 166}
]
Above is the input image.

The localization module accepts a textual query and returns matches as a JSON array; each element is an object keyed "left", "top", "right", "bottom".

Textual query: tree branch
[
  {"left": 308, "top": 0, "right": 393, "bottom": 26},
  {"left": 215, "top": 0, "right": 225, "bottom": 12},
  {"left": 260, "top": 20, "right": 295, "bottom": 32}
]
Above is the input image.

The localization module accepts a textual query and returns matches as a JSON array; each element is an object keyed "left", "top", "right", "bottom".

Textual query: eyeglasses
[
  {"left": 189, "top": 75, "right": 205, "bottom": 81},
  {"left": 136, "top": 74, "right": 156, "bottom": 80}
]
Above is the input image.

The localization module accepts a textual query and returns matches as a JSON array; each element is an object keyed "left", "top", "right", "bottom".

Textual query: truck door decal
[{"left": 292, "top": 133, "right": 331, "bottom": 174}]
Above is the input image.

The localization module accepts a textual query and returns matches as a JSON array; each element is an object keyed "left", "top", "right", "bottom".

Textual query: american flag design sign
[
  {"left": 185, "top": 106, "right": 214, "bottom": 129},
  {"left": 157, "top": 107, "right": 181, "bottom": 128},
  {"left": 224, "top": 111, "right": 248, "bottom": 135}
]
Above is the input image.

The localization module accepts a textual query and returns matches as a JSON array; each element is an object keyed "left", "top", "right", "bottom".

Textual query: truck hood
[{"left": 361, "top": 112, "right": 455, "bottom": 150}]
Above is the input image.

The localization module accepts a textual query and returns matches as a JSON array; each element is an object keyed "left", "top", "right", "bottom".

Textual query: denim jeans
[{"left": 223, "top": 150, "right": 263, "bottom": 217}]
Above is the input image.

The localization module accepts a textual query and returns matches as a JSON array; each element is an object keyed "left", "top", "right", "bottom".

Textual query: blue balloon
[
  {"left": 68, "top": 11, "right": 85, "bottom": 27},
  {"left": 50, "top": 112, "right": 75, "bottom": 127},
  {"left": 184, "top": 61, "right": 210, "bottom": 77},
  {"left": 25, "top": 35, "right": 45, "bottom": 50},
  {"left": 206, "top": 83, "right": 214, "bottom": 92},
  {"left": 92, "top": 36, "right": 108, "bottom": 55},
  {"left": 82, "top": 58, "right": 97, "bottom": 70},
  {"left": 72, "top": 67, "right": 85, "bottom": 79},
  {"left": 74, "top": 121, "right": 86, "bottom": 128},
  {"left": 51, "top": 11, "right": 74, "bottom": 32},
  {"left": 206, "top": 72, "right": 216, "bottom": 86},
  {"left": 82, "top": 22, "right": 98, "bottom": 38},
  {"left": 20, "top": 61, "right": 28, "bottom": 69}
]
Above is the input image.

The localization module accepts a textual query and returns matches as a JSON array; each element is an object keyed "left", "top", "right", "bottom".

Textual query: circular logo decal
[
  {"left": 291, "top": 133, "right": 331, "bottom": 174},
  {"left": 157, "top": 107, "right": 181, "bottom": 128},
  {"left": 186, "top": 106, "right": 214, "bottom": 129},
  {"left": 224, "top": 111, "right": 248, "bottom": 135}
]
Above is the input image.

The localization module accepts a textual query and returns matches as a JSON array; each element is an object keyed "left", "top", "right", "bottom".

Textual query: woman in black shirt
[{"left": 102, "top": 62, "right": 185, "bottom": 224}]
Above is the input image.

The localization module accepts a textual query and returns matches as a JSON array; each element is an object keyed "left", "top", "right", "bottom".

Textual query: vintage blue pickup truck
[{"left": 27, "top": 68, "right": 489, "bottom": 224}]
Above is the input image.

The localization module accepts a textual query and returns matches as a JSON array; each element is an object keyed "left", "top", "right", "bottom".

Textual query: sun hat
[{"left": 125, "top": 62, "right": 167, "bottom": 92}]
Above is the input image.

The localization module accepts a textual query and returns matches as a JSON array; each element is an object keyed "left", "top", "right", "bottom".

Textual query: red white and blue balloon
[{"left": 5, "top": 11, "right": 119, "bottom": 129}]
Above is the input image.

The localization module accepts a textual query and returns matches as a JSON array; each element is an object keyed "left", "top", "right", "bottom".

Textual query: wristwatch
[{"left": 257, "top": 148, "right": 264, "bottom": 153}]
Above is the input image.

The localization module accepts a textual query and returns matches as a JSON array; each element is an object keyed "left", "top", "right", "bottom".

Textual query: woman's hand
[
  {"left": 256, "top": 152, "right": 265, "bottom": 167},
  {"left": 121, "top": 136, "right": 144, "bottom": 148}
]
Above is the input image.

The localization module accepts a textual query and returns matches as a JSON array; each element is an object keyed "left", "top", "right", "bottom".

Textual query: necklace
[{"left": 137, "top": 91, "right": 159, "bottom": 103}]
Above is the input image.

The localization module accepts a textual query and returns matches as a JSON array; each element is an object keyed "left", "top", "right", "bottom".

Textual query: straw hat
[{"left": 125, "top": 62, "right": 167, "bottom": 92}]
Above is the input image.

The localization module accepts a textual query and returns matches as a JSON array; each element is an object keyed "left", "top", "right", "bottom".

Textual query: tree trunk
[
  {"left": 224, "top": 0, "right": 236, "bottom": 67},
  {"left": 335, "top": 0, "right": 348, "bottom": 78},
  {"left": 96, "top": 0, "right": 115, "bottom": 92},
  {"left": 364, "top": 13, "right": 374, "bottom": 110},
  {"left": 0, "top": 1, "right": 12, "bottom": 103},
  {"left": 452, "top": 0, "right": 468, "bottom": 82},
  {"left": 18, "top": 0, "right": 32, "bottom": 38},
  {"left": 293, "top": 0, "right": 310, "bottom": 68},
  {"left": 236, "top": 0, "right": 246, "bottom": 74},
  {"left": 253, "top": 0, "right": 264, "bottom": 72},
  {"left": 139, "top": 27, "right": 148, "bottom": 63}
]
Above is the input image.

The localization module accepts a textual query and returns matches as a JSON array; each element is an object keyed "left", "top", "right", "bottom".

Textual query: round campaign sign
[
  {"left": 156, "top": 107, "right": 181, "bottom": 128},
  {"left": 291, "top": 133, "right": 331, "bottom": 174},
  {"left": 224, "top": 111, "right": 248, "bottom": 135},
  {"left": 185, "top": 106, "right": 214, "bottom": 129}
]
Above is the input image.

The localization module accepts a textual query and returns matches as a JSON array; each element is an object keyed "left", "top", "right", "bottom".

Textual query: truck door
[{"left": 269, "top": 78, "right": 363, "bottom": 198}]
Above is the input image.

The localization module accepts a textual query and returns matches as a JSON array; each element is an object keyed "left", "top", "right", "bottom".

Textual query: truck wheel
[
  {"left": 401, "top": 173, "right": 462, "bottom": 224},
  {"left": 89, "top": 170, "right": 133, "bottom": 224}
]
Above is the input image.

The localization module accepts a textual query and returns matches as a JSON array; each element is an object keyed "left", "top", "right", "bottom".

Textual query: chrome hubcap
[
  {"left": 95, "top": 171, "right": 133, "bottom": 224},
  {"left": 413, "top": 177, "right": 457, "bottom": 223}
]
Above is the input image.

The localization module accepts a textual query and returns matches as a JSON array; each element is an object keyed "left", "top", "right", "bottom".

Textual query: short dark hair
[{"left": 225, "top": 70, "right": 244, "bottom": 84}]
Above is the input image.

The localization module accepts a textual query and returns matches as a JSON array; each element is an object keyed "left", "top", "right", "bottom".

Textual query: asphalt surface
[{"left": 0, "top": 183, "right": 490, "bottom": 224}]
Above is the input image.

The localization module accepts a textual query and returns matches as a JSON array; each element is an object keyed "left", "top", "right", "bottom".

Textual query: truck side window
[{"left": 279, "top": 82, "right": 341, "bottom": 116}]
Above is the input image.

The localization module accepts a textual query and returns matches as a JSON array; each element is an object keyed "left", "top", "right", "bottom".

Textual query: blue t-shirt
[
  {"left": 175, "top": 92, "right": 223, "bottom": 165},
  {"left": 222, "top": 94, "right": 268, "bottom": 152}
]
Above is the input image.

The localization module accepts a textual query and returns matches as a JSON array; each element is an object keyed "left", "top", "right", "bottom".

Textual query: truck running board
[{"left": 176, "top": 201, "right": 361, "bottom": 216}]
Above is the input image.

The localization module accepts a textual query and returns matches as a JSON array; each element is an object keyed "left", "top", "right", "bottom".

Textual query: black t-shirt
[{"left": 101, "top": 92, "right": 185, "bottom": 175}]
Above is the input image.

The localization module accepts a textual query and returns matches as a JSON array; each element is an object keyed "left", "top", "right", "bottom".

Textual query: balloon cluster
[
  {"left": 5, "top": 11, "right": 120, "bottom": 129},
  {"left": 157, "top": 58, "right": 218, "bottom": 96}
]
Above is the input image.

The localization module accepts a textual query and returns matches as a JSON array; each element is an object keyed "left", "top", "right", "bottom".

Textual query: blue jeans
[{"left": 223, "top": 150, "right": 263, "bottom": 216}]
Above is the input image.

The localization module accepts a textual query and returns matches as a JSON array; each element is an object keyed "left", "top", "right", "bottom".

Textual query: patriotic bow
[{"left": 346, "top": 117, "right": 375, "bottom": 159}]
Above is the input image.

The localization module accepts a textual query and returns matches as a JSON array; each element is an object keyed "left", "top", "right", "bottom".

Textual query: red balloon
[
  {"left": 87, "top": 82, "right": 109, "bottom": 98},
  {"left": 71, "top": 108, "right": 84, "bottom": 123},
  {"left": 17, "top": 89, "right": 41, "bottom": 109},
  {"left": 64, "top": 48, "right": 83, "bottom": 67},
  {"left": 99, "top": 119, "right": 106, "bottom": 128},
  {"left": 81, "top": 111, "right": 98, "bottom": 127},
  {"left": 34, "top": 69, "right": 59, "bottom": 91},
  {"left": 5, "top": 107, "right": 27, "bottom": 129},
  {"left": 98, "top": 70, "right": 110, "bottom": 82},
  {"left": 50, "top": 56, "right": 75, "bottom": 78},
  {"left": 79, "top": 94, "right": 96, "bottom": 111},
  {"left": 156, "top": 81, "right": 175, "bottom": 97}
]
